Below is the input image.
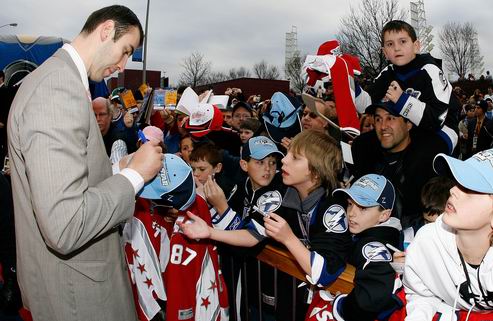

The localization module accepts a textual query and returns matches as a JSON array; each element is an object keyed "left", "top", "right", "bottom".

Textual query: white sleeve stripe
[
  {"left": 250, "top": 219, "right": 267, "bottom": 237},
  {"left": 309, "top": 251, "right": 324, "bottom": 285},
  {"left": 212, "top": 208, "right": 237, "bottom": 230},
  {"left": 355, "top": 89, "right": 372, "bottom": 114},
  {"left": 422, "top": 64, "right": 451, "bottom": 104},
  {"left": 439, "top": 125, "right": 458, "bottom": 151},
  {"left": 400, "top": 96, "right": 426, "bottom": 126}
]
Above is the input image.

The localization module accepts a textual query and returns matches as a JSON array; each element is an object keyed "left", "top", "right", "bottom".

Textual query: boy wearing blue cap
[
  {"left": 184, "top": 135, "right": 286, "bottom": 320},
  {"left": 403, "top": 148, "right": 493, "bottom": 321},
  {"left": 309, "top": 174, "right": 401, "bottom": 321}
]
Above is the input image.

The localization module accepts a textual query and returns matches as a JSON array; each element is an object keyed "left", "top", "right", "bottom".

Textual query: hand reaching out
[{"left": 177, "top": 211, "right": 211, "bottom": 240}]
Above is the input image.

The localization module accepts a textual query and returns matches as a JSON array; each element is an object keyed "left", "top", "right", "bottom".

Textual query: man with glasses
[{"left": 231, "top": 101, "right": 253, "bottom": 130}]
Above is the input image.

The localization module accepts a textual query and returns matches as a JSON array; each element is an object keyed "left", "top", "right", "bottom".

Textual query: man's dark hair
[
  {"left": 0, "top": 70, "right": 4, "bottom": 80},
  {"left": 381, "top": 20, "right": 417, "bottom": 45},
  {"left": 81, "top": 5, "right": 144, "bottom": 47}
]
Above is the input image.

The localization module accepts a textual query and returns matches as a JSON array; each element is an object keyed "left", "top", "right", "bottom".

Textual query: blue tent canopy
[{"left": 0, "top": 35, "right": 108, "bottom": 98}]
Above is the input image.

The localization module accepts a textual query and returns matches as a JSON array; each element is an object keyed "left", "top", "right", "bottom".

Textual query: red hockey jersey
[
  {"left": 123, "top": 198, "right": 172, "bottom": 321},
  {"left": 124, "top": 197, "right": 229, "bottom": 321},
  {"left": 165, "top": 195, "right": 229, "bottom": 321}
]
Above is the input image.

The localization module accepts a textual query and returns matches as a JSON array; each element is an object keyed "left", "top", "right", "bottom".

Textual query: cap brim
[
  {"left": 333, "top": 188, "right": 381, "bottom": 208},
  {"left": 138, "top": 180, "right": 163, "bottom": 199},
  {"left": 301, "top": 93, "right": 349, "bottom": 137},
  {"left": 365, "top": 102, "right": 399, "bottom": 116},
  {"left": 433, "top": 153, "right": 493, "bottom": 193},
  {"left": 302, "top": 93, "right": 330, "bottom": 122},
  {"left": 250, "top": 149, "right": 285, "bottom": 160},
  {"left": 263, "top": 118, "right": 301, "bottom": 143}
]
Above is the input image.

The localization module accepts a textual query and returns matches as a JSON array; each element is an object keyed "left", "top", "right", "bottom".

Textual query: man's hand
[
  {"left": 385, "top": 81, "right": 403, "bottom": 104},
  {"left": 264, "top": 213, "right": 296, "bottom": 245},
  {"left": 177, "top": 211, "right": 211, "bottom": 240},
  {"left": 127, "top": 139, "right": 163, "bottom": 182}
]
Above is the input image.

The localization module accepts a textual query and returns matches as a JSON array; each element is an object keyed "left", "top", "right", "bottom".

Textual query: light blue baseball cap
[
  {"left": 138, "top": 154, "right": 196, "bottom": 211},
  {"left": 262, "top": 92, "right": 302, "bottom": 143},
  {"left": 333, "top": 174, "right": 395, "bottom": 210},
  {"left": 433, "top": 148, "right": 493, "bottom": 194},
  {"left": 241, "top": 136, "right": 284, "bottom": 160}
]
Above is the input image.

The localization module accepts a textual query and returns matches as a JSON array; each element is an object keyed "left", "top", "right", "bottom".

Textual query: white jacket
[{"left": 403, "top": 215, "right": 493, "bottom": 321}]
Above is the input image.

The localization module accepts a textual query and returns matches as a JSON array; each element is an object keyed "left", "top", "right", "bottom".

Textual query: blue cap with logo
[
  {"left": 433, "top": 148, "right": 493, "bottom": 194},
  {"left": 333, "top": 174, "right": 395, "bottom": 210},
  {"left": 262, "top": 92, "right": 302, "bottom": 143},
  {"left": 241, "top": 136, "right": 284, "bottom": 160},
  {"left": 138, "top": 154, "right": 196, "bottom": 211}
]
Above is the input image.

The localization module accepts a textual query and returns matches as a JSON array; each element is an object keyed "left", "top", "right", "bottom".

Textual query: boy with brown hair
[{"left": 360, "top": 20, "right": 460, "bottom": 154}]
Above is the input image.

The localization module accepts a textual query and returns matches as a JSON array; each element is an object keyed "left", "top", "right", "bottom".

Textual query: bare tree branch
[
  {"left": 439, "top": 22, "right": 484, "bottom": 78},
  {"left": 179, "top": 51, "right": 211, "bottom": 87},
  {"left": 253, "top": 60, "right": 281, "bottom": 79},
  {"left": 228, "top": 67, "right": 251, "bottom": 79},
  {"left": 284, "top": 53, "right": 306, "bottom": 94},
  {"left": 336, "top": 0, "right": 406, "bottom": 78}
]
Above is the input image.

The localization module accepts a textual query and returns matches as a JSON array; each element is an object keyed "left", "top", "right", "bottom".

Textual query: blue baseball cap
[
  {"left": 262, "top": 92, "right": 302, "bottom": 143},
  {"left": 241, "top": 136, "right": 284, "bottom": 160},
  {"left": 138, "top": 154, "right": 196, "bottom": 211},
  {"left": 333, "top": 174, "right": 395, "bottom": 210},
  {"left": 365, "top": 100, "right": 401, "bottom": 117},
  {"left": 433, "top": 148, "right": 493, "bottom": 194}
]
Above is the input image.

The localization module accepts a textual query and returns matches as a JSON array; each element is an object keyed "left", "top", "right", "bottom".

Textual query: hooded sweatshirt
[{"left": 404, "top": 215, "right": 493, "bottom": 320}]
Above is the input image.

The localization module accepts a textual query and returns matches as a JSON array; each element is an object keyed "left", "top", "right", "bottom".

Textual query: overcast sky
[{"left": 1, "top": 0, "right": 492, "bottom": 86}]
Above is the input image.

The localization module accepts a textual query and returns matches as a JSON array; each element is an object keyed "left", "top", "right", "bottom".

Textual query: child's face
[
  {"left": 443, "top": 185, "right": 493, "bottom": 232},
  {"left": 190, "top": 159, "right": 220, "bottom": 185},
  {"left": 347, "top": 199, "right": 385, "bottom": 234},
  {"left": 239, "top": 129, "right": 254, "bottom": 144},
  {"left": 180, "top": 137, "right": 193, "bottom": 163},
  {"left": 382, "top": 30, "right": 420, "bottom": 66},
  {"left": 281, "top": 151, "right": 316, "bottom": 193},
  {"left": 241, "top": 155, "right": 277, "bottom": 190}
]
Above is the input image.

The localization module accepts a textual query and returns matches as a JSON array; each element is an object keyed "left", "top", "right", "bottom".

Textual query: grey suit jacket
[{"left": 7, "top": 48, "right": 138, "bottom": 321}]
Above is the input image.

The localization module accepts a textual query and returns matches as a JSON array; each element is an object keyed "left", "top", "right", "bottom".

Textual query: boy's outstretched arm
[{"left": 178, "top": 211, "right": 260, "bottom": 247}]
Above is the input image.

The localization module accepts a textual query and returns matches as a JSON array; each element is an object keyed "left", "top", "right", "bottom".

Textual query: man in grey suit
[{"left": 7, "top": 5, "right": 163, "bottom": 321}]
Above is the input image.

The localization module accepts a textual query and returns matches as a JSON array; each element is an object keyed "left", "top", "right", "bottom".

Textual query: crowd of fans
[{"left": 1, "top": 9, "right": 493, "bottom": 321}]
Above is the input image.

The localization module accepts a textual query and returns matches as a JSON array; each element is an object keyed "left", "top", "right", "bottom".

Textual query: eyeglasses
[
  {"left": 233, "top": 113, "right": 251, "bottom": 120},
  {"left": 302, "top": 111, "right": 318, "bottom": 119}
]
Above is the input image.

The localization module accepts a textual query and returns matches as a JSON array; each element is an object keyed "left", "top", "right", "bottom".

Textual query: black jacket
[
  {"left": 368, "top": 53, "right": 460, "bottom": 152},
  {"left": 340, "top": 218, "right": 401, "bottom": 321},
  {"left": 351, "top": 129, "right": 444, "bottom": 228}
]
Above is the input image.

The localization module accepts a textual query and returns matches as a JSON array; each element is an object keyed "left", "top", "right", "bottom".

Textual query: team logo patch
[
  {"left": 322, "top": 205, "right": 348, "bottom": 233},
  {"left": 405, "top": 88, "right": 421, "bottom": 99},
  {"left": 362, "top": 242, "right": 392, "bottom": 263},
  {"left": 256, "top": 191, "right": 282, "bottom": 214},
  {"left": 473, "top": 150, "right": 493, "bottom": 168}
]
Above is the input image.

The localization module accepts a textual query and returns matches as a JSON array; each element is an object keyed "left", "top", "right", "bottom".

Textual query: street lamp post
[
  {"left": 0, "top": 23, "right": 18, "bottom": 29},
  {"left": 142, "top": 0, "right": 150, "bottom": 85}
]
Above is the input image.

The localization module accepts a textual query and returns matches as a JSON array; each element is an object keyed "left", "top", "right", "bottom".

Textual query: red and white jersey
[
  {"left": 123, "top": 198, "right": 173, "bottom": 321},
  {"left": 165, "top": 195, "right": 229, "bottom": 321}
]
